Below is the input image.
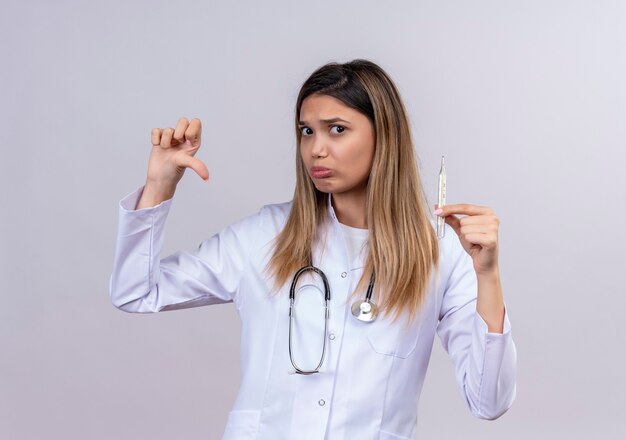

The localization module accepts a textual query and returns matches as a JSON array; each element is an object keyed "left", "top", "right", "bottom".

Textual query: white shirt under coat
[{"left": 109, "top": 185, "right": 517, "bottom": 440}]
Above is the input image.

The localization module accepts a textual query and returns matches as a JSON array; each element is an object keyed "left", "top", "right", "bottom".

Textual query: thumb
[
  {"left": 433, "top": 203, "right": 461, "bottom": 236},
  {"left": 176, "top": 154, "right": 210, "bottom": 181}
]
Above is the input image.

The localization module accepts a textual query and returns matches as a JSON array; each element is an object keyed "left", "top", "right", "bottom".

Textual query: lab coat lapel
[{"left": 256, "top": 193, "right": 355, "bottom": 439}]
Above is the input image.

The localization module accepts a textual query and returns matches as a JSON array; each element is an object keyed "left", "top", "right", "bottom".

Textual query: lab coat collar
[
  {"left": 314, "top": 192, "right": 348, "bottom": 268},
  {"left": 324, "top": 192, "right": 363, "bottom": 270},
  {"left": 325, "top": 192, "right": 367, "bottom": 231},
  {"left": 327, "top": 192, "right": 338, "bottom": 223}
]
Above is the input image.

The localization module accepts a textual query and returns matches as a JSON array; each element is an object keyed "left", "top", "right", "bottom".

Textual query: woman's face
[{"left": 299, "top": 93, "right": 375, "bottom": 197}]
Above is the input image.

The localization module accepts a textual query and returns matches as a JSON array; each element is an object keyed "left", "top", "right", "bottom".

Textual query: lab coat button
[
  {"left": 318, "top": 399, "right": 326, "bottom": 406},
  {"left": 341, "top": 272, "right": 347, "bottom": 278},
  {"left": 329, "top": 333, "right": 336, "bottom": 340}
]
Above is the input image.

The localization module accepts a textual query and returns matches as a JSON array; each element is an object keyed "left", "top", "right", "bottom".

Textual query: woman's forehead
[{"left": 299, "top": 94, "right": 362, "bottom": 123}]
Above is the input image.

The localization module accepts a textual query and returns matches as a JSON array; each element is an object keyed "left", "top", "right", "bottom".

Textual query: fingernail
[
  {"left": 434, "top": 208, "right": 443, "bottom": 216},
  {"left": 185, "top": 140, "right": 191, "bottom": 145}
]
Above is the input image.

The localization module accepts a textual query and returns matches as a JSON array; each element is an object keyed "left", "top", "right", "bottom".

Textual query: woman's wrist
[
  {"left": 476, "top": 268, "right": 505, "bottom": 333},
  {"left": 136, "top": 180, "right": 177, "bottom": 209}
]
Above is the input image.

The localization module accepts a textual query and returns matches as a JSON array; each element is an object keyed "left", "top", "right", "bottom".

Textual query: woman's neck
[{"left": 331, "top": 191, "right": 368, "bottom": 229}]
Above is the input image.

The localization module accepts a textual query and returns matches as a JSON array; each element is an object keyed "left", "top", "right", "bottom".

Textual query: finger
[
  {"left": 185, "top": 118, "right": 202, "bottom": 147},
  {"left": 151, "top": 128, "right": 162, "bottom": 146},
  {"left": 459, "top": 214, "right": 500, "bottom": 227},
  {"left": 460, "top": 224, "right": 497, "bottom": 235},
  {"left": 444, "top": 214, "right": 462, "bottom": 236},
  {"left": 176, "top": 154, "right": 210, "bottom": 181},
  {"left": 173, "top": 117, "right": 190, "bottom": 145},
  {"left": 160, "top": 128, "right": 175, "bottom": 149},
  {"left": 463, "top": 233, "right": 497, "bottom": 249},
  {"left": 435, "top": 203, "right": 493, "bottom": 217}
]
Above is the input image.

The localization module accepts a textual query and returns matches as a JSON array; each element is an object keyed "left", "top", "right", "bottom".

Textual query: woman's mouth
[{"left": 311, "top": 167, "right": 332, "bottom": 178}]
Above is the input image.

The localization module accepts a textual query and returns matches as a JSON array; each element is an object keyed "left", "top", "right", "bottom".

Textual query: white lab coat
[{"left": 109, "top": 185, "right": 517, "bottom": 440}]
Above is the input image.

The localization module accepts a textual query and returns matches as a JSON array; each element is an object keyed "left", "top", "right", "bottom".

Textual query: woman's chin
[{"left": 312, "top": 179, "right": 334, "bottom": 191}]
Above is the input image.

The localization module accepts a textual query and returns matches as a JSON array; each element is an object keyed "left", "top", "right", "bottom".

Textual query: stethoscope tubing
[
  {"left": 288, "top": 265, "right": 331, "bottom": 374},
  {"left": 288, "top": 262, "right": 376, "bottom": 374}
]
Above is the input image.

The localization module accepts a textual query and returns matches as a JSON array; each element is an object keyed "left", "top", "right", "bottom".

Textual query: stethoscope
[{"left": 288, "top": 254, "right": 378, "bottom": 375}]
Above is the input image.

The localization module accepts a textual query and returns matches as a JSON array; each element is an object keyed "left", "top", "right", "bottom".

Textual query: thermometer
[{"left": 437, "top": 155, "right": 446, "bottom": 239}]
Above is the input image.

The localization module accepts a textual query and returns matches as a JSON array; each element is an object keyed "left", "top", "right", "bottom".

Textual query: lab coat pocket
[
  {"left": 221, "top": 409, "right": 261, "bottom": 440},
  {"left": 366, "top": 314, "right": 421, "bottom": 359},
  {"left": 379, "top": 429, "right": 413, "bottom": 440}
]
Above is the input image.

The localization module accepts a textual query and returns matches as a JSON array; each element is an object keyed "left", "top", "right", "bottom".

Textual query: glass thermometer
[{"left": 437, "top": 155, "right": 446, "bottom": 239}]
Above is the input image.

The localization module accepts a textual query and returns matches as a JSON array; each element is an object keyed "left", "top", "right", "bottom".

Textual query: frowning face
[{"left": 298, "top": 93, "right": 375, "bottom": 198}]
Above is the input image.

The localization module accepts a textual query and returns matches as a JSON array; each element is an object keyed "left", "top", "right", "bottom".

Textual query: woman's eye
[
  {"left": 300, "top": 127, "right": 313, "bottom": 136},
  {"left": 330, "top": 125, "right": 345, "bottom": 134}
]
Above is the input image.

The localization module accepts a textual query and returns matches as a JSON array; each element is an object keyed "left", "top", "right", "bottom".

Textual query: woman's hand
[
  {"left": 135, "top": 117, "right": 209, "bottom": 209},
  {"left": 435, "top": 203, "right": 506, "bottom": 333},
  {"left": 147, "top": 117, "right": 209, "bottom": 188},
  {"left": 434, "top": 203, "right": 500, "bottom": 276}
]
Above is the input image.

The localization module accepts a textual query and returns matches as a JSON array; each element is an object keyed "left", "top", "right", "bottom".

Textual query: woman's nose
[{"left": 311, "top": 137, "right": 328, "bottom": 158}]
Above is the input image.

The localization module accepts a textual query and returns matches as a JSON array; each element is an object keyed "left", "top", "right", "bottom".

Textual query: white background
[{"left": 1, "top": 0, "right": 624, "bottom": 438}]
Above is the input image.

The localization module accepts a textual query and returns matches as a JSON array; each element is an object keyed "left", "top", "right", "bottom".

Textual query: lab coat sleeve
[
  {"left": 109, "top": 185, "right": 260, "bottom": 313},
  {"left": 436, "top": 230, "right": 517, "bottom": 420}
]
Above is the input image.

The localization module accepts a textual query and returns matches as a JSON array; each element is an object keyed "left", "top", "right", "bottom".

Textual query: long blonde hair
[{"left": 265, "top": 59, "right": 439, "bottom": 326}]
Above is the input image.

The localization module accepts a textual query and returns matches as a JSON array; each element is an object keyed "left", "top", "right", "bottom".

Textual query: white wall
[{"left": 1, "top": 0, "right": 624, "bottom": 438}]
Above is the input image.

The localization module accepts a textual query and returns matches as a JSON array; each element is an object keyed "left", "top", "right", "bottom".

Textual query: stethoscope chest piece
[
  {"left": 351, "top": 270, "right": 378, "bottom": 322},
  {"left": 351, "top": 299, "right": 378, "bottom": 322}
]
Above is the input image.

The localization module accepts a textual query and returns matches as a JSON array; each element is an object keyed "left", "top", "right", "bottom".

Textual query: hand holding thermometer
[{"left": 437, "top": 155, "right": 446, "bottom": 239}]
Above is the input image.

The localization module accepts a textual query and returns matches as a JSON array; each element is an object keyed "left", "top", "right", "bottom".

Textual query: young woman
[{"left": 110, "top": 59, "right": 517, "bottom": 439}]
